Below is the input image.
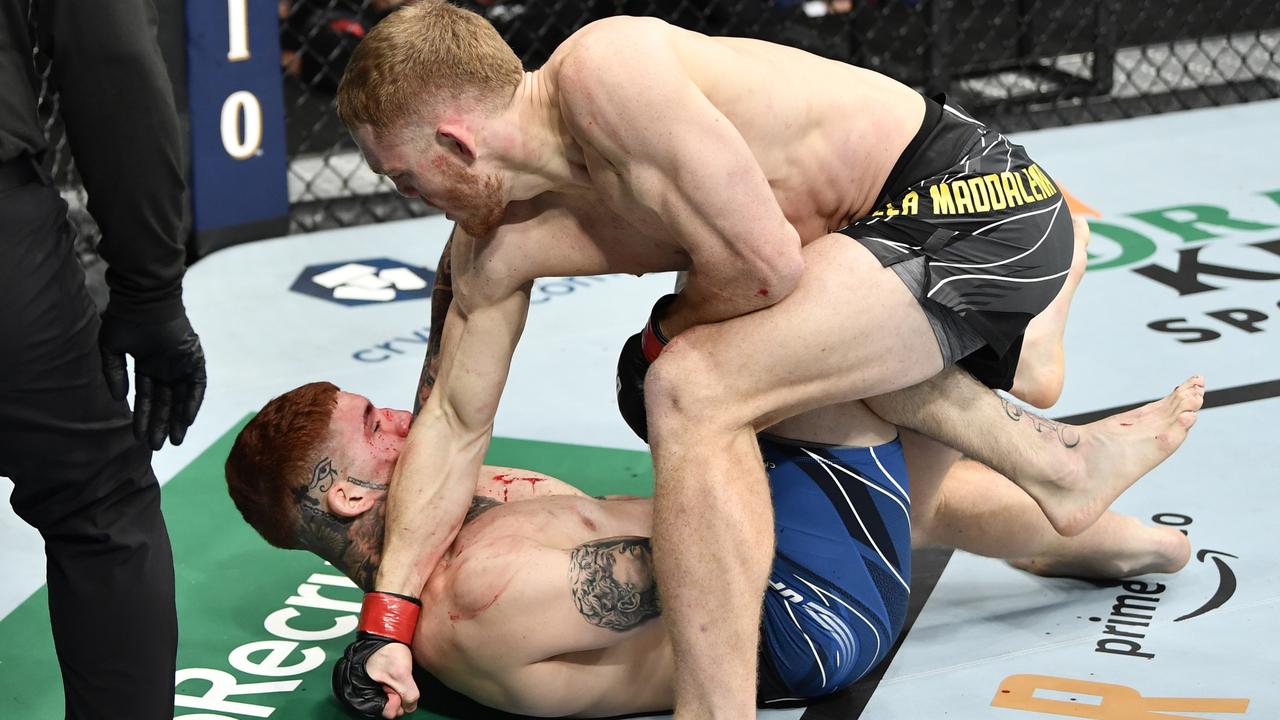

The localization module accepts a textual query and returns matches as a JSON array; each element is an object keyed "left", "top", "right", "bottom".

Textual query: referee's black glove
[{"left": 99, "top": 309, "right": 207, "bottom": 450}]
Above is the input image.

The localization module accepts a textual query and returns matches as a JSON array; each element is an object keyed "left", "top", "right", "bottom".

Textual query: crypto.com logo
[{"left": 290, "top": 258, "right": 435, "bottom": 307}]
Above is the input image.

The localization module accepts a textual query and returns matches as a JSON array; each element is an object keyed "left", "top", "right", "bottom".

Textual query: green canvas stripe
[{"left": 0, "top": 415, "right": 653, "bottom": 719}]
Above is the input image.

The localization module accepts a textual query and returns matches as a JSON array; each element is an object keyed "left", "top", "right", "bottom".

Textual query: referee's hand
[{"left": 99, "top": 311, "right": 207, "bottom": 450}]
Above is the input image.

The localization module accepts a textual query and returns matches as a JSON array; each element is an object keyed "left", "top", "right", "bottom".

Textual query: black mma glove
[
  {"left": 99, "top": 309, "right": 207, "bottom": 451},
  {"left": 616, "top": 294, "right": 677, "bottom": 443},
  {"left": 333, "top": 591, "right": 422, "bottom": 717},
  {"left": 332, "top": 633, "right": 396, "bottom": 717}
]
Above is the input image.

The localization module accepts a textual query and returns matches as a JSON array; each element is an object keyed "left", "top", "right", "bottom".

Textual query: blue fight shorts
[{"left": 755, "top": 434, "right": 912, "bottom": 704}]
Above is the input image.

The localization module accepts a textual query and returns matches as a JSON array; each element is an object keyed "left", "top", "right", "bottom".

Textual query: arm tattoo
[
  {"left": 415, "top": 232, "right": 455, "bottom": 417},
  {"left": 569, "top": 536, "right": 661, "bottom": 631},
  {"left": 1001, "top": 397, "right": 1081, "bottom": 448},
  {"left": 465, "top": 495, "right": 502, "bottom": 524}
]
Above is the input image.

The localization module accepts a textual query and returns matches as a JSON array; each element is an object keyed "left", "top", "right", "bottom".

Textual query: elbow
[{"left": 753, "top": 249, "right": 804, "bottom": 306}]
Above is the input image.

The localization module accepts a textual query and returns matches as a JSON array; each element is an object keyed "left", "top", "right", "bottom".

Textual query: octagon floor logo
[{"left": 291, "top": 258, "right": 435, "bottom": 306}]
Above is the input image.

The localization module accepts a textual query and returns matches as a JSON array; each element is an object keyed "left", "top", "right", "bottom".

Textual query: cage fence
[{"left": 34, "top": 0, "right": 1280, "bottom": 249}]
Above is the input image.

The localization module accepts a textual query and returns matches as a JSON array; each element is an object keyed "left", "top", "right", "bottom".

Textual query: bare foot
[
  {"left": 1009, "top": 521, "right": 1191, "bottom": 579},
  {"left": 1010, "top": 214, "right": 1091, "bottom": 409},
  {"left": 1028, "top": 376, "right": 1204, "bottom": 537}
]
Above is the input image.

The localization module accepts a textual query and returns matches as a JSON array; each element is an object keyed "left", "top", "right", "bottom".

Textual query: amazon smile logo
[
  {"left": 1173, "top": 549, "right": 1238, "bottom": 622},
  {"left": 1087, "top": 513, "right": 1240, "bottom": 661},
  {"left": 1150, "top": 514, "right": 1239, "bottom": 623}
]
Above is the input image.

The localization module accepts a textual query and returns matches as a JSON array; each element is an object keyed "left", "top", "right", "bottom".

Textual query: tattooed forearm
[
  {"left": 569, "top": 536, "right": 661, "bottom": 631},
  {"left": 415, "top": 231, "right": 456, "bottom": 417},
  {"left": 1000, "top": 397, "right": 1081, "bottom": 448},
  {"left": 465, "top": 495, "right": 502, "bottom": 524}
]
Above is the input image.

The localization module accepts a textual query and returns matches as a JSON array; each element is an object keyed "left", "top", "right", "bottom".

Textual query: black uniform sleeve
[{"left": 45, "top": 0, "right": 188, "bottom": 324}]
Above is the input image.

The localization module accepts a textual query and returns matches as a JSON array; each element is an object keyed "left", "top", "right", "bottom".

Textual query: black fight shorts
[{"left": 839, "top": 95, "right": 1074, "bottom": 390}]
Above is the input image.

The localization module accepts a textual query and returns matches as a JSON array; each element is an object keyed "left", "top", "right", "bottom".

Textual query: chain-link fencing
[
  {"left": 272, "top": 0, "right": 1280, "bottom": 233},
  {"left": 36, "top": 0, "right": 1280, "bottom": 245}
]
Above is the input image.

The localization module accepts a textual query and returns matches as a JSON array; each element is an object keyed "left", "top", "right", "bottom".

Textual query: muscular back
[
  {"left": 666, "top": 27, "right": 926, "bottom": 238},
  {"left": 491, "top": 18, "right": 921, "bottom": 271},
  {"left": 457, "top": 17, "right": 925, "bottom": 309},
  {"left": 411, "top": 486, "right": 675, "bottom": 716}
]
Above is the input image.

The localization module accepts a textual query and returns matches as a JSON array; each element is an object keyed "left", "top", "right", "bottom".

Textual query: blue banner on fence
[{"left": 185, "top": 0, "right": 289, "bottom": 235}]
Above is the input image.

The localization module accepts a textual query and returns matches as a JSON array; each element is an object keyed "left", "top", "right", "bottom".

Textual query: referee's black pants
[{"left": 0, "top": 166, "right": 176, "bottom": 719}]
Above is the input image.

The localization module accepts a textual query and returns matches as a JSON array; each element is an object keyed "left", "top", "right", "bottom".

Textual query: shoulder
[
  {"left": 565, "top": 15, "right": 671, "bottom": 57},
  {"left": 555, "top": 17, "right": 674, "bottom": 100}
]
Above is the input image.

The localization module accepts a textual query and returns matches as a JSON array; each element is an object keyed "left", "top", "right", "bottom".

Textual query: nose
[{"left": 382, "top": 408, "right": 412, "bottom": 437}]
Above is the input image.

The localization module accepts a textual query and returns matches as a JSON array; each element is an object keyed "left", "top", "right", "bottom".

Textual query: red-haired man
[{"left": 226, "top": 383, "right": 1190, "bottom": 718}]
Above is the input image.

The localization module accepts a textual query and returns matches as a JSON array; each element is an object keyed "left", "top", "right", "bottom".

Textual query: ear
[
  {"left": 325, "top": 480, "right": 379, "bottom": 518},
  {"left": 437, "top": 121, "right": 477, "bottom": 163}
]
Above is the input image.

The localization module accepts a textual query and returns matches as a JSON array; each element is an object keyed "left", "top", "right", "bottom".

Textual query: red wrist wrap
[
  {"left": 640, "top": 294, "right": 677, "bottom": 363},
  {"left": 640, "top": 321, "right": 666, "bottom": 363},
  {"left": 358, "top": 591, "right": 422, "bottom": 645}
]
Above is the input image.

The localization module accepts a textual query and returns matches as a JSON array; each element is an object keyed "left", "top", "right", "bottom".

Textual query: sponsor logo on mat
[
  {"left": 1078, "top": 187, "right": 1280, "bottom": 344},
  {"left": 291, "top": 258, "right": 435, "bottom": 306},
  {"left": 1173, "top": 548, "right": 1239, "bottom": 623},
  {"left": 175, "top": 570, "right": 361, "bottom": 717},
  {"left": 1081, "top": 513, "right": 1239, "bottom": 662},
  {"left": 992, "top": 674, "right": 1249, "bottom": 718},
  {"left": 1079, "top": 513, "right": 1241, "bottom": 662}
]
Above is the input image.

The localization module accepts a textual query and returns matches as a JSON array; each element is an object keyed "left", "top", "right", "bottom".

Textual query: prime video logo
[{"left": 291, "top": 258, "right": 435, "bottom": 306}]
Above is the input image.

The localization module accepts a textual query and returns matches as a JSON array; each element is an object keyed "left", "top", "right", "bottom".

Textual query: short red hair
[
  {"left": 336, "top": 0, "right": 523, "bottom": 137},
  {"left": 225, "top": 382, "right": 340, "bottom": 548}
]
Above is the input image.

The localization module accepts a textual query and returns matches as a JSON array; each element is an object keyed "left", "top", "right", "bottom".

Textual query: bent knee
[{"left": 645, "top": 334, "right": 753, "bottom": 437}]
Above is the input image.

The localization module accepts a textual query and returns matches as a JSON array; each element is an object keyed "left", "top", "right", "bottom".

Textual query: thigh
[
  {"left": 0, "top": 182, "right": 96, "bottom": 385},
  {"left": 0, "top": 340, "right": 144, "bottom": 521},
  {"left": 758, "top": 435, "right": 912, "bottom": 695},
  {"left": 0, "top": 183, "right": 147, "bottom": 529},
  {"left": 651, "top": 234, "right": 945, "bottom": 430},
  {"left": 897, "top": 429, "right": 961, "bottom": 546},
  {"left": 766, "top": 398, "right": 896, "bottom": 448}
]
